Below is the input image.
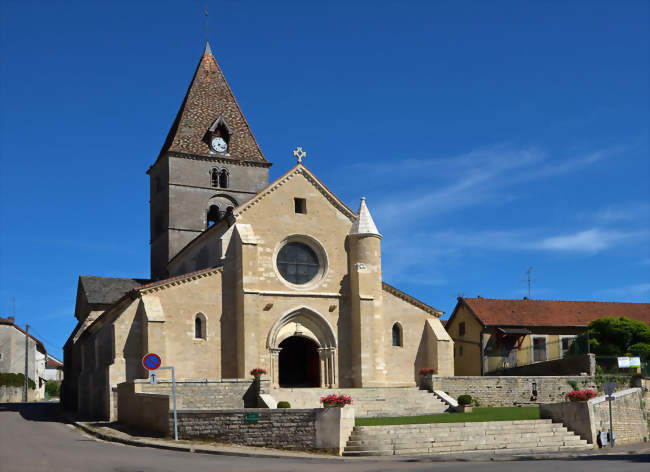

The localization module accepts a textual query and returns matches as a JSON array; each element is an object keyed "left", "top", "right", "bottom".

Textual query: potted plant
[
  {"left": 457, "top": 394, "right": 473, "bottom": 412},
  {"left": 320, "top": 394, "right": 353, "bottom": 408},
  {"left": 250, "top": 367, "right": 267, "bottom": 378},
  {"left": 418, "top": 367, "right": 435, "bottom": 391},
  {"left": 565, "top": 389, "right": 596, "bottom": 402}
]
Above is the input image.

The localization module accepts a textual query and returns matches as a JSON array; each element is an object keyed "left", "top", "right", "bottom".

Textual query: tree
[{"left": 576, "top": 316, "right": 650, "bottom": 361}]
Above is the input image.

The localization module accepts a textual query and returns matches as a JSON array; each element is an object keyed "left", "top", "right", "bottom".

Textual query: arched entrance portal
[
  {"left": 278, "top": 336, "right": 320, "bottom": 387},
  {"left": 267, "top": 306, "right": 338, "bottom": 388}
]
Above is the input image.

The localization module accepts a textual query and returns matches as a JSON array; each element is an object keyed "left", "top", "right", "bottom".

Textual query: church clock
[{"left": 211, "top": 136, "right": 228, "bottom": 153}]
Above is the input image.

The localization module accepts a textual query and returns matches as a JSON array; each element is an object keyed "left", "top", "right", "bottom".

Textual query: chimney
[{"left": 7, "top": 316, "right": 14, "bottom": 323}]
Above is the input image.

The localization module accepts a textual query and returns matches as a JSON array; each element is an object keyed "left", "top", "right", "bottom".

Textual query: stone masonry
[
  {"left": 134, "top": 378, "right": 267, "bottom": 410},
  {"left": 172, "top": 409, "right": 318, "bottom": 450},
  {"left": 431, "top": 376, "right": 597, "bottom": 407},
  {"left": 592, "top": 388, "right": 648, "bottom": 445}
]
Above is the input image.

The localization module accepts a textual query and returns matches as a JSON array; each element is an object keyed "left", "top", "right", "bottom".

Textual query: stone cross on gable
[{"left": 293, "top": 147, "right": 306, "bottom": 164}]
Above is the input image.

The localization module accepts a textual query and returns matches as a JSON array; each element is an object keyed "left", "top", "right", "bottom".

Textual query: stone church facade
[{"left": 62, "top": 44, "right": 453, "bottom": 420}]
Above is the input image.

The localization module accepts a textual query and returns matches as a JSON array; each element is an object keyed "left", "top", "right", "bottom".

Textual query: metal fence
[
  {"left": 484, "top": 337, "right": 588, "bottom": 373},
  {"left": 484, "top": 338, "right": 648, "bottom": 376}
]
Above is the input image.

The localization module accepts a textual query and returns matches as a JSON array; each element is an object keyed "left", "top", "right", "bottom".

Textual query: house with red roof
[{"left": 445, "top": 297, "right": 650, "bottom": 376}]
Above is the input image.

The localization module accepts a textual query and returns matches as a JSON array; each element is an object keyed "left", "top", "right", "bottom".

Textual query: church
[{"left": 62, "top": 43, "right": 453, "bottom": 420}]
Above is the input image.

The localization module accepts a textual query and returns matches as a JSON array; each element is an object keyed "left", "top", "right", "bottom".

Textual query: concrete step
[{"left": 343, "top": 419, "right": 591, "bottom": 457}]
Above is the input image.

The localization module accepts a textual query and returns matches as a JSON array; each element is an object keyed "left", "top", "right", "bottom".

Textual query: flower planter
[{"left": 459, "top": 405, "right": 473, "bottom": 413}]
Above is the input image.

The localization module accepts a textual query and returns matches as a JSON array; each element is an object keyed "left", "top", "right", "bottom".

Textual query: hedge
[{"left": 0, "top": 373, "right": 36, "bottom": 389}]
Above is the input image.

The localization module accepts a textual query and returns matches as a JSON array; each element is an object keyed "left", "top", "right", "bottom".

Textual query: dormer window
[{"left": 207, "top": 115, "right": 232, "bottom": 154}]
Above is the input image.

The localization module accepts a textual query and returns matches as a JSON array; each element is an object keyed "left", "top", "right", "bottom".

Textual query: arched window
[
  {"left": 194, "top": 313, "right": 206, "bottom": 339},
  {"left": 219, "top": 169, "right": 229, "bottom": 188},
  {"left": 211, "top": 168, "right": 220, "bottom": 187},
  {"left": 392, "top": 323, "right": 403, "bottom": 347}
]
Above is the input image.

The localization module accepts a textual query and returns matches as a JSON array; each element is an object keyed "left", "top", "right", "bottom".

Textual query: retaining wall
[
  {"left": 0, "top": 386, "right": 35, "bottom": 403},
  {"left": 132, "top": 378, "right": 268, "bottom": 409},
  {"left": 172, "top": 407, "right": 354, "bottom": 454},
  {"left": 541, "top": 388, "right": 648, "bottom": 445},
  {"left": 430, "top": 376, "right": 597, "bottom": 406}
]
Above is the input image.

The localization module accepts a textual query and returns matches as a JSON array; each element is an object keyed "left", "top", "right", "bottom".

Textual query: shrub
[
  {"left": 321, "top": 394, "right": 353, "bottom": 407},
  {"left": 249, "top": 368, "right": 267, "bottom": 377},
  {"left": 0, "top": 373, "right": 35, "bottom": 389},
  {"left": 566, "top": 389, "right": 596, "bottom": 402},
  {"left": 418, "top": 367, "right": 435, "bottom": 375},
  {"left": 472, "top": 398, "right": 481, "bottom": 407},
  {"left": 277, "top": 401, "right": 291, "bottom": 408},
  {"left": 567, "top": 380, "right": 579, "bottom": 390},
  {"left": 45, "top": 380, "right": 61, "bottom": 397},
  {"left": 457, "top": 394, "right": 472, "bottom": 406}
]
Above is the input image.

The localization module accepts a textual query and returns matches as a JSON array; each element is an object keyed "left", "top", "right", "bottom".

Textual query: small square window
[{"left": 294, "top": 198, "right": 307, "bottom": 214}]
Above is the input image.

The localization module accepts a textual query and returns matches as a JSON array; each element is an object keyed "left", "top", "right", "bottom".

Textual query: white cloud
[
  {"left": 359, "top": 144, "right": 625, "bottom": 226},
  {"left": 593, "top": 202, "right": 650, "bottom": 223},
  {"left": 533, "top": 229, "right": 639, "bottom": 253}
]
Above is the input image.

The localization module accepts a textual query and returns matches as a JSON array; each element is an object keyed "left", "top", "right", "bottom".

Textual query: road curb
[{"left": 71, "top": 420, "right": 649, "bottom": 463}]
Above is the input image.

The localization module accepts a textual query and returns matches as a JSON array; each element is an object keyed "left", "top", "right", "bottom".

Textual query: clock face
[{"left": 211, "top": 136, "right": 228, "bottom": 153}]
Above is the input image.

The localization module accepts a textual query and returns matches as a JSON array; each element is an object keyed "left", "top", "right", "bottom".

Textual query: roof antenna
[{"left": 521, "top": 266, "right": 533, "bottom": 299}]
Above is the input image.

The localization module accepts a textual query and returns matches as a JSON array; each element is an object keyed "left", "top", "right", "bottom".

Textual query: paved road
[{"left": 1, "top": 402, "right": 648, "bottom": 472}]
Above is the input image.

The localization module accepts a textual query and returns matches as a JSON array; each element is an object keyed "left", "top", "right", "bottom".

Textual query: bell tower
[{"left": 148, "top": 43, "right": 271, "bottom": 280}]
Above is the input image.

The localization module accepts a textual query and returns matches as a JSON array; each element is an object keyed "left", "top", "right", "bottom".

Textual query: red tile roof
[{"left": 460, "top": 297, "right": 650, "bottom": 327}]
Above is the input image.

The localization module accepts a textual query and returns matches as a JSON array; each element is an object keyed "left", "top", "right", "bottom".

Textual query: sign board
[
  {"left": 603, "top": 382, "right": 617, "bottom": 396},
  {"left": 629, "top": 357, "right": 641, "bottom": 367},
  {"left": 244, "top": 413, "right": 259, "bottom": 424},
  {"left": 617, "top": 357, "right": 630, "bottom": 368},
  {"left": 142, "top": 353, "right": 162, "bottom": 371},
  {"left": 149, "top": 372, "right": 157, "bottom": 385}
]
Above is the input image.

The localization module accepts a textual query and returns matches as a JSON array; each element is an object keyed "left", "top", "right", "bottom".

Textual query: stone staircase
[
  {"left": 271, "top": 387, "right": 448, "bottom": 418},
  {"left": 343, "top": 419, "right": 593, "bottom": 456}
]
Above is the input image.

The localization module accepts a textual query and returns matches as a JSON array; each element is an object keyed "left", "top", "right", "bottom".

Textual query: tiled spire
[
  {"left": 158, "top": 43, "right": 268, "bottom": 164},
  {"left": 350, "top": 197, "right": 381, "bottom": 237}
]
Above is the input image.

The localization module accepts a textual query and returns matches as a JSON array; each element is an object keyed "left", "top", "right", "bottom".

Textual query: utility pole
[{"left": 23, "top": 324, "right": 29, "bottom": 402}]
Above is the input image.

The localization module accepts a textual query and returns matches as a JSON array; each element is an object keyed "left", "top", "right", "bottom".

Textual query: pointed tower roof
[
  {"left": 350, "top": 197, "right": 382, "bottom": 237},
  {"left": 158, "top": 43, "right": 269, "bottom": 165}
]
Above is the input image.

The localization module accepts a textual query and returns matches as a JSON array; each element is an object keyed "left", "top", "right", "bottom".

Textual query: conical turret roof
[
  {"left": 350, "top": 197, "right": 381, "bottom": 237},
  {"left": 158, "top": 42, "right": 269, "bottom": 164}
]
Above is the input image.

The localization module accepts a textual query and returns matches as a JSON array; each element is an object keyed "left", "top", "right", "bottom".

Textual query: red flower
[
  {"left": 320, "top": 394, "right": 353, "bottom": 407},
  {"left": 250, "top": 368, "right": 267, "bottom": 377},
  {"left": 418, "top": 367, "right": 435, "bottom": 375},
  {"left": 566, "top": 389, "right": 596, "bottom": 402}
]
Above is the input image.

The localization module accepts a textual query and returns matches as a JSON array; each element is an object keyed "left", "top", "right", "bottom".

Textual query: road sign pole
[
  {"left": 159, "top": 366, "right": 178, "bottom": 441},
  {"left": 608, "top": 396, "right": 615, "bottom": 448}
]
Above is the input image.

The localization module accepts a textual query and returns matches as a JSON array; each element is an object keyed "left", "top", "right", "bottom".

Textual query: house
[
  {"left": 0, "top": 316, "right": 47, "bottom": 399},
  {"left": 62, "top": 43, "right": 453, "bottom": 420},
  {"left": 446, "top": 297, "right": 650, "bottom": 376},
  {"left": 45, "top": 355, "right": 64, "bottom": 382}
]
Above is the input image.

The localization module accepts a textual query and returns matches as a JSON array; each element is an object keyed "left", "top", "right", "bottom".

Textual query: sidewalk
[{"left": 71, "top": 418, "right": 650, "bottom": 463}]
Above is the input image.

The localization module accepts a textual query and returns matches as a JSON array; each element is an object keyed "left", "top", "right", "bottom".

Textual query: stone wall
[
  {"left": 132, "top": 378, "right": 266, "bottom": 410},
  {"left": 117, "top": 382, "right": 169, "bottom": 435},
  {"left": 431, "top": 376, "right": 597, "bottom": 406},
  {"left": 0, "top": 386, "right": 35, "bottom": 403},
  {"left": 541, "top": 388, "right": 648, "bottom": 445},
  {"left": 486, "top": 354, "right": 595, "bottom": 377},
  {"left": 592, "top": 388, "right": 648, "bottom": 445},
  {"left": 172, "top": 406, "right": 354, "bottom": 454}
]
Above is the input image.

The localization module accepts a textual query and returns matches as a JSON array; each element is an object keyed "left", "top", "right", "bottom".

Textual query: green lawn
[{"left": 356, "top": 406, "right": 541, "bottom": 426}]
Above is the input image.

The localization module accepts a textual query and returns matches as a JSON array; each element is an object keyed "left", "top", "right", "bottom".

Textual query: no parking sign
[{"left": 142, "top": 353, "right": 162, "bottom": 371}]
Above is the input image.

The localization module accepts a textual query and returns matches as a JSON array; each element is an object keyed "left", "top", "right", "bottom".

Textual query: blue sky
[{"left": 1, "top": 1, "right": 648, "bottom": 360}]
